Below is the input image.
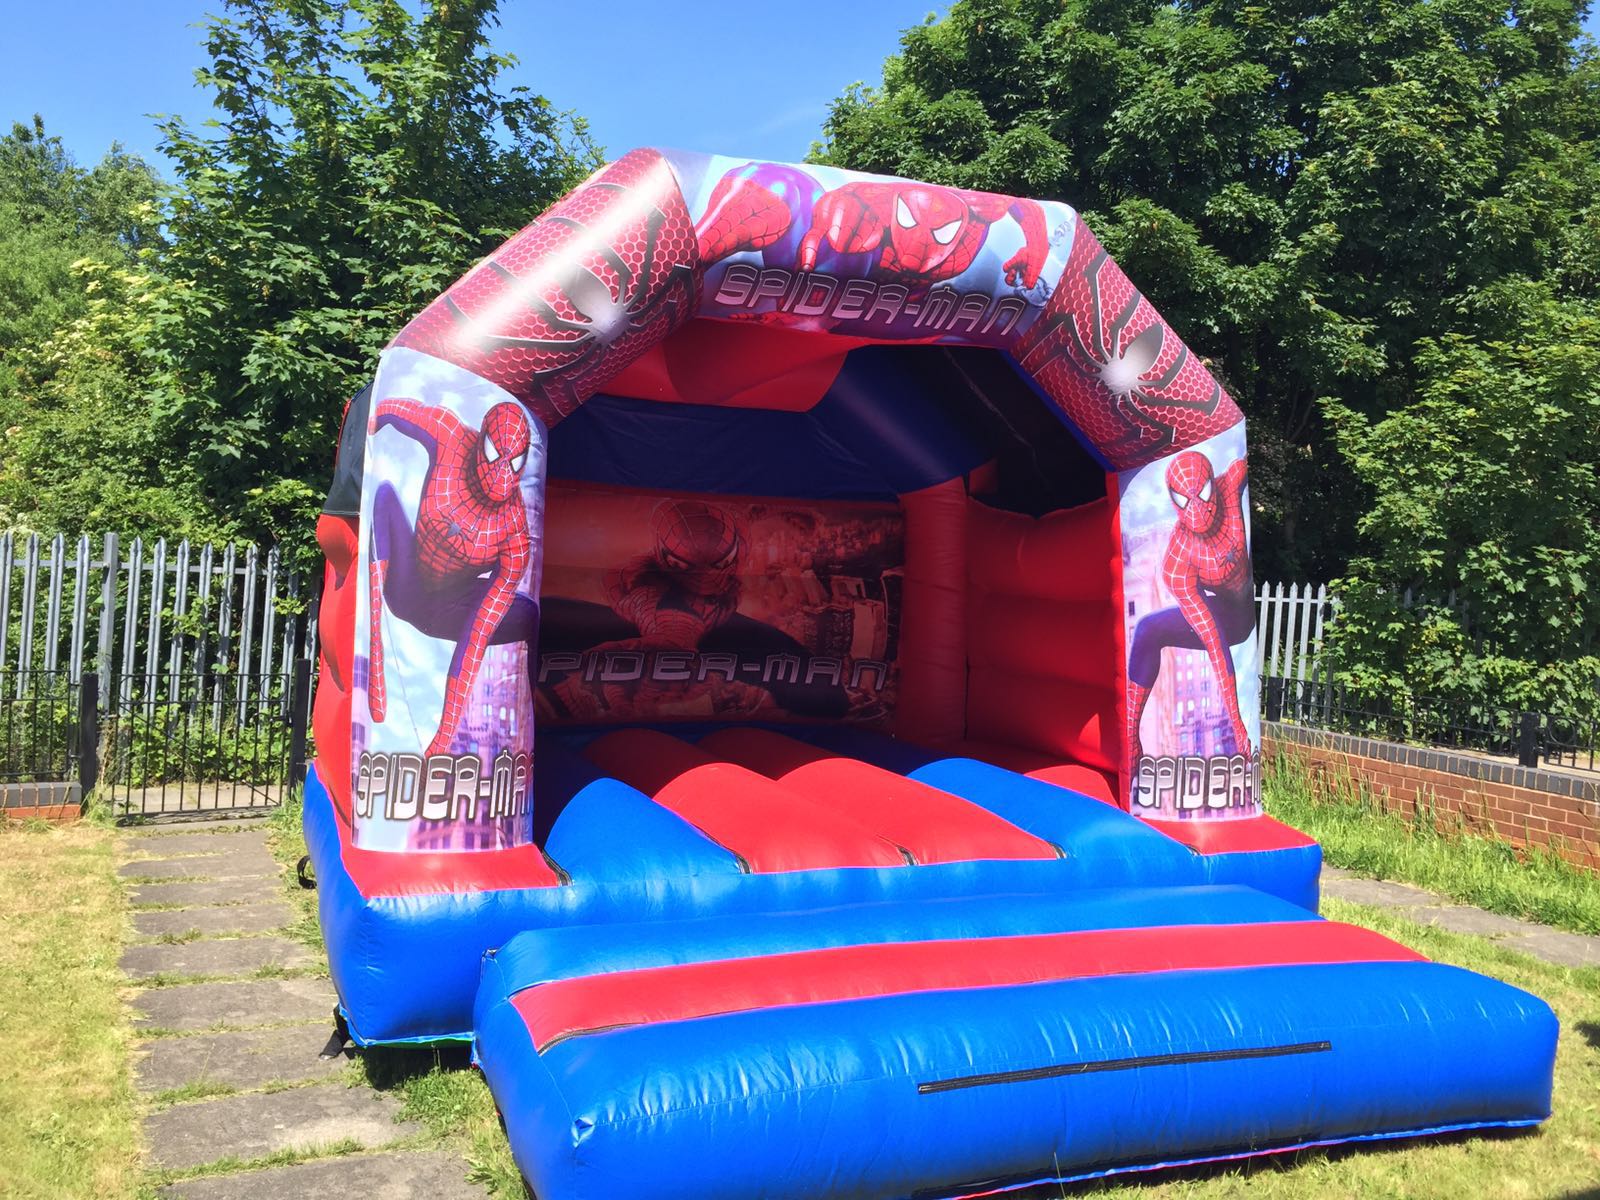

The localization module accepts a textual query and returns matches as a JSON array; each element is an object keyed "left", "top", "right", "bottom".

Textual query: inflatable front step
[
  {"left": 304, "top": 730, "right": 1320, "bottom": 1045},
  {"left": 475, "top": 889, "right": 1557, "bottom": 1200}
]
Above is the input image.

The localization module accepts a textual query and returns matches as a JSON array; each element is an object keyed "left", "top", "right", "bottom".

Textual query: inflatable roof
[{"left": 307, "top": 149, "right": 1557, "bottom": 1199}]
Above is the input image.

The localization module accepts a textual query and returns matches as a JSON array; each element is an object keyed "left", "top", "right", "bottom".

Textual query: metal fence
[
  {"left": 0, "top": 669, "right": 84, "bottom": 788},
  {"left": 96, "top": 662, "right": 312, "bottom": 819},
  {"left": 0, "top": 531, "right": 314, "bottom": 705},
  {"left": 0, "top": 533, "right": 315, "bottom": 819},
  {"left": 1265, "top": 675, "right": 1599, "bottom": 774},
  {"left": 1255, "top": 581, "right": 1333, "bottom": 686}
]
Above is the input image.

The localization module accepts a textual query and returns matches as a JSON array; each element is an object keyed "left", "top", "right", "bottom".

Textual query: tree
[
  {"left": 814, "top": 0, "right": 1600, "bottom": 584},
  {"left": 146, "top": 0, "right": 600, "bottom": 549},
  {"left": 1325, "top": 279, "right": 1600, "bottom": 719},
  {"left": 0, "top": 260, "right": 225, "bottom": 540},
  {"left": 0, "top": 115, "right": 161, "bottom": 396}
]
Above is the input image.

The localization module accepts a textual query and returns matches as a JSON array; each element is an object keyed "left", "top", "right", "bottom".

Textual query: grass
[
  {"left": 1263, "top": 743, "right": 1600, "bottom": 935},
  {"left": 0, "top": 819, "right": 142, "bottom": 1200}
]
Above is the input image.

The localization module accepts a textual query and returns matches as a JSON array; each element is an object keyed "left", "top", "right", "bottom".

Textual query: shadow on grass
[
  {"left": 355, "top": 1041, "right": 473, "bottom": 1091},
  {"left": 1575, "top": 1020, "right": 1600, "bottom": 1051},
  {"left": 996, "top": 1125, "right": 1544, "bottom": 1197}
]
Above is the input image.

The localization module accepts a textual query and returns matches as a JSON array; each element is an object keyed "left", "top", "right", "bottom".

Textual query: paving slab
[
  {"left": 145, "top": 1084, "right": 418, "bottom": 1170},
  {"left": 119, "top": 848, "right": 280, "bottom": 882},
  {"left": 1414, "top": 904, "right": 1544, "bottom": 940},
  {"left": 133, "top": 977, "right": 334, "bottom": 1032},
  {"left": 1321, "top": 867, "right": 1600, "bottom": 969},
  {"left": 1321, "top": 873, "right": 1437, "bottom": 909},
  {"left": 137, "top": 1024, "right": 353, "bottom": 1094},
  {"left": 131, "top": 877, "right": 282, "bottom": 909},
  {"left": 158, "top": 1150, "right": 488, "bottom": 1199},
  {"left": 133, "top": 902, "right": 294, "bottom": 939},
  {"left": 1510, "top": 927, "right": 1600, "bottom": 969},
  {"left": 122, "top": 832, "right": 271, "bottom": 858},
  {"left": 126, "top": 814, "right": 273, "bottom": 834},
  {"left": 122, "top": 935, "right": 317, "bottom": 981}
]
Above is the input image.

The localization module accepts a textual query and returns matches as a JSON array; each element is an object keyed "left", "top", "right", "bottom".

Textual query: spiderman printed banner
[
  {"left": 1119, "top": 420, "right": 1262, "bottom": 819},
  {"left": 535, "top": 484, "right": 903, "bottom": 728},
  {"left": 353, "top": 347, "right": 547, "bottom": 853},
  {"left": 666, "top": 150, "right": 1078, "bottom": 345}
]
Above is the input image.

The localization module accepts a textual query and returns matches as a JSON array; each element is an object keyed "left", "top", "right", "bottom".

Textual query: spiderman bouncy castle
[{"left": 307, "top": 150, "right": 1557, "bottom": 1199}]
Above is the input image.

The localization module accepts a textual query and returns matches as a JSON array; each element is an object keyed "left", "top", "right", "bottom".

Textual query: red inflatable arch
[{"left": 314, "top": 147, "right": 1275, "bottom": 855}]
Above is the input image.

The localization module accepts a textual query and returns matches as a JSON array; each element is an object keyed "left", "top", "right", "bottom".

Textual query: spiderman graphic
[
  {"left": 694, "top": 163, "right": 1050, "bottom": 297},
  {"left": 367, "top": 398, "right": 539, "bottom": 757},
  {"left": 1126, "top": 451, "right": 1256, "bottom": 791},
  {"left": 540, "top": 500, "right": 849, "bottom": 722}
]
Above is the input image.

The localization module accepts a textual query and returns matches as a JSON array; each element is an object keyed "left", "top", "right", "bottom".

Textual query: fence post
[
  {"left": 1516, "top": 712, "right": 1539, "bottom": 769},
  {"left": 1265, "top": 676, "right": 1285, "bottom": 724},
  {"left": 77, "top": 672, "right": 100, "bottom": 803},
  {"left": 96, "top": 532, "right": 118, "bottom": 700},
  {"left": 287, "top": 657, "right": 312, "bottom": 791}
]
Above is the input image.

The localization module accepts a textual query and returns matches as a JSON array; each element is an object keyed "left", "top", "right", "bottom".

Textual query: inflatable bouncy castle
[{"left": 307, "top": 150, "right": 1558, "bottom": 1199}]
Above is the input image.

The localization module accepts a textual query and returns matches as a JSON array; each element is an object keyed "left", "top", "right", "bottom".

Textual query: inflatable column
[
  {"left": 349, "top": 352, "right": 548, "bottom": 851},
  {"left": 1013, "top": 225, "right": 1262, "bottom": 820},
  {"left": 339, "top": 150, "right": 701, "bottom": 851}
]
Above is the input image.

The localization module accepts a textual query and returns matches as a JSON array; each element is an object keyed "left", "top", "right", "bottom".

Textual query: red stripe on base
[
  {"left": 701, "top": 729, "right": 1059, "bottom": 864},
  {"left": 511, "top": 920, "right": 1422, "bottom": 1051},
  {"left": 1145, "top": 814, "right": 1318, "bottom": 855},
  {"left": 583, "top": 729, "right": 907, "bottom": 872},
  {"left": 327, "top": 791, "right": 563, "bottom": 896}
]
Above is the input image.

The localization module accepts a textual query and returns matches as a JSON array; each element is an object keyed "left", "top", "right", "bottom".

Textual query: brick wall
[
  {"left": 1266, "top": 723, "right": 1599, "bottom": 870},
  {"left": 1, "top": 782, "right": 83, "bottom": 826}
]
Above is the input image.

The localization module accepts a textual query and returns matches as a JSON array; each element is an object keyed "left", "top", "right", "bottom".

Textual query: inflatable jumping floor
[{"left": 307, "top": 149, "right": 1558, "bottom": 1199}]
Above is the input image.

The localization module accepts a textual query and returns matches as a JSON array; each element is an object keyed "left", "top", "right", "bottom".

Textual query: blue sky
[
  {"left": 0, "top": 1, "right": 1595, "bottom": 170},
  {"left": 0, "top": 1, "right": 948, "bottom": 168}
]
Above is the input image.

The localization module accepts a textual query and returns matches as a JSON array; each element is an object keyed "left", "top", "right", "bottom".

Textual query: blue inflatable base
[
  {"left": 303, "top": 751, "right": 1321, "bottom": 1046},
  {"left": 475, "top": 904, "right": 1557, "bottom": 1200}
]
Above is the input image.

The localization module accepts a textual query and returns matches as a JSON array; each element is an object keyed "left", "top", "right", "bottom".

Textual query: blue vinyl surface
[
  {"left": 475, "top": 952, "right": 1557, "bottom": 1200},
  {"left": 303, "top": 757, "right": 1323, "bottom": 1044}
]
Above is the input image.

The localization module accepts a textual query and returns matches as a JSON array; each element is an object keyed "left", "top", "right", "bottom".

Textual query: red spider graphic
[
  {"left": 552, "top": 500, "right": 766, "bottom": 719},
  {"left": 390, "top": 148, "right": 703, "bottom": 428},
  {"left": 1126, "top": 451, "right": 1256, "bottom": 794},
  {"left": 443, "top": 198, "right": 696, "bottom": 416},
  {"left": 797, "top": 181, "right": 1049, "bottom": 288},
  {"left": 691, "top": 164, "right": 1050, "bottom": 291},
  {"left": 1021, "top": 244, "right": 1223, "bottom": 463}
]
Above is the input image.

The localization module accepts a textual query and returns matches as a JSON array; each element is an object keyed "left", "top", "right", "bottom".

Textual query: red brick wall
[
  {"left": 1267, "top": 731, "right": 1599, "bottom": 871},
  {"left": 1, "top": 802, "right": 82, "bottom": 825}
]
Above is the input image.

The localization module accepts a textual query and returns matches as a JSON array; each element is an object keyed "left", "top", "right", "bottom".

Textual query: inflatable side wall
[{"left": 316, "top": 148, "right": 1262, "bottom": 851}]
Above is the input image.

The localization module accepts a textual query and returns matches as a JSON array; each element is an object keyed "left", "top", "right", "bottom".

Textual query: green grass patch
[
  {"left": 1264, "top": 744, "right": 1600, "bottom": 935},
  {"left": 0, "top": 821, "right": 143, "bottom": 1199}
]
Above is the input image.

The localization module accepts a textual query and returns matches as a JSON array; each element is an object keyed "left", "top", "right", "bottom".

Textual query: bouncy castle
[{"left": 307, "top": 149, "right": 1557, "bottom": 1199}]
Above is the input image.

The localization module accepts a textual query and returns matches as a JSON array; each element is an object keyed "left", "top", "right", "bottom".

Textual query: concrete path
[
  {"left": 1322, "top": 867, "right": 1600, "bottom": 967},
  {"left": 118, "top": 818, "right": 486, "bottom": 1198}
]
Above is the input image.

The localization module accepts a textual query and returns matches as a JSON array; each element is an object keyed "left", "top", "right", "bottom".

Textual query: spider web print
[
  {"left": 1014, "top": 223, "right": 1243, "bottom": 471},
  {"left": 393, "top": 148, "right": 704, "bottom": 429}
]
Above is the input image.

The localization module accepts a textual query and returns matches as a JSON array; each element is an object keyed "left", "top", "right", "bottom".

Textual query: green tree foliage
[
  {"left": 815, "top": 0, "right": 1600, "bottom": 585},
  {"left": 0, "top": 118, "right": 178, "bottom": 536},
  {"left": 0, "top": 116, "right": 160, "bottom": 396},
  {"left": 0, "top": 260, "right": 224, "bottom": 539},
  {"left": 0, "top": 0, "right": 599, "bottom": 550},
  {"left": 152, "top": 0, "right": 599, "bottom": 549},
  {"left": 1326, "top": 280, "right": 1600, "bottom": 718},
  {"left": 818, "top": 0, "right": 1600, "bottom": 715}
]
